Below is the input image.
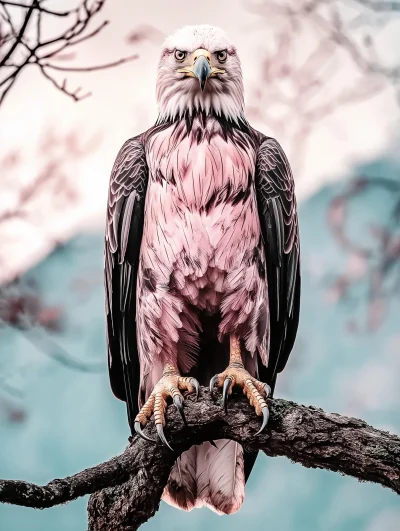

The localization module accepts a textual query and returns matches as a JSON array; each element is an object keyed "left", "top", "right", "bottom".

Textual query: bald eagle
[{"left": 105, "top": 24, "right": 300, "bottom": 515}]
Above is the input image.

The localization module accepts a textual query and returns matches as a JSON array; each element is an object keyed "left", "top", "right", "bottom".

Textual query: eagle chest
[
  {"left": 139, "top": 126, "right": 263, "bottom": 317},
  {"left": 146, "top": 126, "right": 257, "bottom": 222}
]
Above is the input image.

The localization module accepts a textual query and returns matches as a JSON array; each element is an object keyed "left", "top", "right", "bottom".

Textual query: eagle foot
[
  {"left": 209, "top": 365, "right": 271, "bottom": 435},
  {"left": 134, "top": 368, "right": 199, "bottom": 451}
]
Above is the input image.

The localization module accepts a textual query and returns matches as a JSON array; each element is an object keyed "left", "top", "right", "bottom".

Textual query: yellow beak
[{"left": 177, "top": 48, "right": 225, "bottom": 91}]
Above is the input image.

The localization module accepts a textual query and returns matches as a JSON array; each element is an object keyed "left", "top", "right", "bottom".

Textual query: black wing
[
  {"left": 255, "top": 137, "right": 300, "bottom": 390},
  {"left": 104, "top": 137, "right": 149, "bottom": 433}
]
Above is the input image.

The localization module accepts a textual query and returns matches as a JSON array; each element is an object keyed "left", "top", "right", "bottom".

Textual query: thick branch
[{"left": 0, "top": 390, "right": 399, "bottom": 530}]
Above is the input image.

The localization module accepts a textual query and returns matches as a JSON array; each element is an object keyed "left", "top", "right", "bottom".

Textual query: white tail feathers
[
  {"left": 163, "top": 448, "right": 197, "bottom": 511},
  {"left": 162, "top": 440, "right": 245, "bottom": 515},
  {"left": 206, "top": 440, "right": 245, "bottom": 514}
]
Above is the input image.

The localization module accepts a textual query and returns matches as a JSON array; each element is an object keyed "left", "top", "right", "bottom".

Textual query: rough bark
[{"left": 0, "top": 389, "right": 399, "bottom": 531}]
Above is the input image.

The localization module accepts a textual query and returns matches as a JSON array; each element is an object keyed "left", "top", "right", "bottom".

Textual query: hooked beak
[
  {"left": 193, "top": 55, "right": 211, "bottom": 91},
  {"left": 177, "top": 48, "right": 225, "bottom": 92}
]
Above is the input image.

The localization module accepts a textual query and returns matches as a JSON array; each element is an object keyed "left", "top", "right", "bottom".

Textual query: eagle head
[{"left": 156, "top": 25, "right": 244, "bottom": 123}]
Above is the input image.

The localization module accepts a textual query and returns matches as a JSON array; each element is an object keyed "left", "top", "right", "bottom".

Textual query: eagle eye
[
  {"left": 216, "top": 50, "right": 227, "bottom": 63},
  {"left": 174, "top": 50, "right": 187, "bottom": 62}
]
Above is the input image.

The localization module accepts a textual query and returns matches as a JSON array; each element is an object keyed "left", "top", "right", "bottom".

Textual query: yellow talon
[
  {"left": 134, "top": 364, "right": 199, "bottom": 449},
  {"left": 209, "top": 335, "right": 270, "bottom": 433}
]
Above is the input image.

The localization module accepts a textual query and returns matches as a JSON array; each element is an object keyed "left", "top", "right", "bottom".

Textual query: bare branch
[
  {"left": 0, "top": 0, "right": 35, "bottom": 68},
  {"left": 0, "top": 72, "right": 17, "bottom": 104},
  {"left": 0, "top": 391, "right": 399, "bottom": 530},
  {"left": 37, "top": 64, "right": 91, "bottom": 101},
  {"left": 38, "top": 21, "right": 109, "bottom": 58},
  {"left": 43, "top": 53, "right": 139, "bottom": 73},
  {"left": 0, "top": 0, "right": 139, "bottom": 106},
  {"left": 1, "top": 1, "right": 70, "bottom": 17}
]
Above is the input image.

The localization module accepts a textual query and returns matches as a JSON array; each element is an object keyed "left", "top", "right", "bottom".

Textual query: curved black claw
[
  {"left": 173, "top": 395, "right": 187, "bottom": 427},
  {"left": 191, "top": 378, "right": 200, "bottom": 400},
  {"left": 134, "top": 421, "right": 156, "bottom": 443},
  {"left": 209, "top": 374, "right": 218, "bottom": 397},
  {"left": 222, "top": 377, "right": 232, "bottom": 413},
  {"left": 156, "top": 423, "right": 173, "bottom": 451},
  {"left": 264, "top": 384, "right": 271, "bottom": 398},
  {"left": 255, "top": 406, "right": 270, "bottom": 435}
]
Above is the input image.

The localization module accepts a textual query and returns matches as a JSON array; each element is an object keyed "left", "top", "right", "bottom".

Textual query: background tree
[{"left": 0, "top": 0, "right": 137, "bottom": 105}]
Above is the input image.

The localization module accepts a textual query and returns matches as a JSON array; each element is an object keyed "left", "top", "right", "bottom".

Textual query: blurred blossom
[
  {"left": 346, "top": 252, "right": 367, "bottom": 280},
  {"left": 126, "top": 25, "right": 165, "bottom": 44},
  {"left": 328, "top": 198, "right": 346, "bottom": 226}
]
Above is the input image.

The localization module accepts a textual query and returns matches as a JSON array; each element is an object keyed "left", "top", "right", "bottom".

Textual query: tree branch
[
  {"left": 0, "top": 0, "right": 35, "bottom": 68},
  {"left": 42, "top": 53, "right": 139, "bottom": 73},
  {"left": 1, "top": 1, "right": 71, "bottom": 17},
  {"left": 0, "top": 390, "right": 399, "bottom": 530},
  {"left": 0, "top": 0, "right": 139, "bottom": 106}
]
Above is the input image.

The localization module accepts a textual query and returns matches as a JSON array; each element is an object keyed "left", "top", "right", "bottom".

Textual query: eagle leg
[
  {"left": 134, "top": 364, "right": 199, "bottom": 450},
  {"left": 209, "top": 336, "right": 271, "bottom": 435}
]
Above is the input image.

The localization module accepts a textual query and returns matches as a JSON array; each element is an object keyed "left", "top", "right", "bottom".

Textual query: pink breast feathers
[{"left": 136, "top": 117, "right": 268, "bottom": 371}]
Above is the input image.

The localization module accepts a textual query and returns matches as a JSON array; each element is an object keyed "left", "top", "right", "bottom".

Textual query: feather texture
[
  {"left": 255, "top": 138, "right": 301, "bottom": 382},
  {"left": 106, "top": 23, "right": 300, "bottom": 516},
  {"left": 105, "top": 137, "right": 149, "bottom": 428},
  {"left": 137, "top": 113, "right": 267, "bottom": 385},
  {"left": 105, "top": 119, "right": 300, "bottom": 515},
  {"left": 163, "top": 449, "right": 197, "bottom": 511},
  {"left": 164, "top": 441, "right": 245, "bottom": 515},
  {"left": 206, "top": 440, "right": 245, "bottom": 514}
]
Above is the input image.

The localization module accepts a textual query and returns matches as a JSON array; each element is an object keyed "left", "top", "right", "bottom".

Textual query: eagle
[{"left": 105, "top": 25, "right": 300, "bottom": 515}]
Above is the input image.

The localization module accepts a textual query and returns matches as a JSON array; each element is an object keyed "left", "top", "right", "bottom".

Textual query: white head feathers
[{"left": 156, "top": 25, "right": 245, "bottom": 123}]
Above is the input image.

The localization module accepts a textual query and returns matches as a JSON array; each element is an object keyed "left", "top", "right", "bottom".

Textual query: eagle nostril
[{"left": 194, "top": 55, "right": 211, "bottom": 64}]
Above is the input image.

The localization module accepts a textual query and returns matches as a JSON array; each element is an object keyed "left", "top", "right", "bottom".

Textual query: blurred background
[{"left": 0, "top": 0, "right": 399, "bottom": 530}]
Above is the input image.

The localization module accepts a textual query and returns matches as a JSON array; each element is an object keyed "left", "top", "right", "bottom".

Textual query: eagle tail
[
  {"left": 163, "top": 448, "right": 197, "bottom": 511},
  {"left": 162, "top": 440, "right": 245, "bottom": 514}
]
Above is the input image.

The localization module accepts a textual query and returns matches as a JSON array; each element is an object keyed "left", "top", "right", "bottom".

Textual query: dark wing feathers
[
  {"left": 104, "top": 137, "right": 149, "bottom": 432},
  {"left": 105, "top": 133, "right": 298, "bottom": 434},
  {"left": 255, "top": 138, "right": 300, "bottom": 384}
]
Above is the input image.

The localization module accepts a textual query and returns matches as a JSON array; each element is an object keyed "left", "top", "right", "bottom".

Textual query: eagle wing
[
  {"left": 104, "top": 137, "right": 149, "bottom": 432},
  {"left": 255, "top": 137, "right": 301, "bottom": 389}
]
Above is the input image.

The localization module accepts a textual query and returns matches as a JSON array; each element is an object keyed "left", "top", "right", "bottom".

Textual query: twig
[
  {"left": 0, "top": 0, "right": 35, "bottom": 68},
  {"left": 1, "top": 1, "right": 70, "bottom": 17},
  {"left": 37, "top": 65, "right": 91, "bottom": 102},
  {"left": 0, "top": 0, "right": 139, "bottom": 106},
  {"left": 42, "top": 53, "right": 138, "bottom": 73}
]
